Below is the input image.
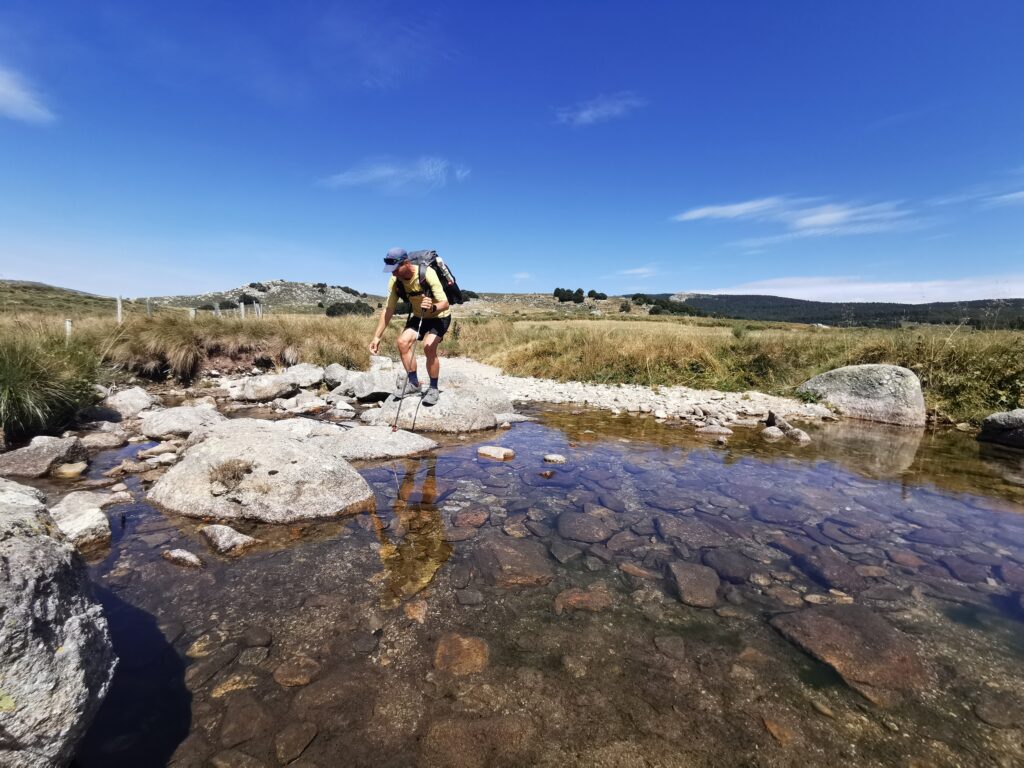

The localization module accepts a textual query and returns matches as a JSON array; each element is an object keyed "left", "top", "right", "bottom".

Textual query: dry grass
[{"left": 208, "top": 458, "right": 253, "bottom": 490}]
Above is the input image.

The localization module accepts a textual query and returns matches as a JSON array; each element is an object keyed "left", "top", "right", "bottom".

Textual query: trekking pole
[{"left": 391, "top": 315, "right": 423, "bottom": 432}]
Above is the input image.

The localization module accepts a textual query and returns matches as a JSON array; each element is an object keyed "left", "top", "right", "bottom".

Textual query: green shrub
[{"left": 326, "top": 301, "right": 374, "bottom": 317}]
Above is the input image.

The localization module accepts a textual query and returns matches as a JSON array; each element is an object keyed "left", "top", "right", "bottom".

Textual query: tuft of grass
[
  {"left": 0, "top": 329, "right": 99, "bottom": 439},
  {"left": 208, "top": 458, "right": 253, "bottom": 489}
]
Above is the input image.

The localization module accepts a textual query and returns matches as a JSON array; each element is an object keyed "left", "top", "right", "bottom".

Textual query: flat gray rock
[
  {"left": 49, "top": 491, "right": 128, "bottom": 550},
  {"left": 666, "top": 561, "right": 720, "bottom": 607},
  {"left": 284, "top": 363, "right": 325, "bottom": 388},
  {"left": 350, "top": 369, "right": 402, "bottom": 402},
  {"left": 230, "top": 373, "right": 300, "bottom": 402},
  {"left": 361, "top": 388, "right": 513, "bottom": 433},
  {"left": 141, "top": 404, "right": 227, "bottom": 439},
  {"left": 0, "top": 436, "right": 87, "bottom": 478},
  {"left": 148, "top": 419, "right": 375, "bottom": 523},
  {"left": 101, "top": 386, "right": 157, "bottom": 419},
  {"left": 323, "top": 363, "right": 353, "bottom": 389},
  {"left": 978, "top": 408, "right": 1024, "bottom": 450},
  {"left": 0, "top": 479, "right": 116, "bottom": 767},
  {"left": 797, "top": 364, "right": 926, "bottom": 427}
]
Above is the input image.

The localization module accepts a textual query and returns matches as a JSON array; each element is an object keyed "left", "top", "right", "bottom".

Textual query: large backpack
[{"left": 394, "top": 250, "right": 465, "bottom": 306}]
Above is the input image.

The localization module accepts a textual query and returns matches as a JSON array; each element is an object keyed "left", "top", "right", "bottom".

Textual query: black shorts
[{"left": 404, "top": 315, "right": 451, "bottom": 341}]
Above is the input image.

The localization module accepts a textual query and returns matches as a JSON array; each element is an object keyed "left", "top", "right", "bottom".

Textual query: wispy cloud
[
  {"left": 0, "top": 65, "right": 54, "bottom": 124},
  {"left": 674, "top": 195, "right": 921, "bottom": 247},
  {"left": 556, "top": 91, "right": 646, "bottom": 126},
  {"left": 693, "top": 274, "right": 1024, "bottom": 303},
  {"left": 322, "top": 156, "right": 469, "bottom": 194},
  {"left": 617, "top": 265, "right": 659, "bottom": 278},
  {"left": 513, "top": 272, "right": 532, "bottom": 284},
  {"left": 986, "top": 190, "right": 1024, "bottom": 207}
]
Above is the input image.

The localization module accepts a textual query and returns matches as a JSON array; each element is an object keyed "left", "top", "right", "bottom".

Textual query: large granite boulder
[
  {"left": 797, "top": 364, "right": 926, "bottom": 427},
  {"left": 140, "top": 404, "right": 227, "bottom": 439},
  {"left": 323, "top": 363, "right": 353, "bottom": 389},
  {"left": 349, "top": 369, "right": 401, "bottom": 402},
  {"left": 361, "top": 388, "right": 514, "bottom": 433},
  {"left": 284, "top": 363, "right": 325, "bottom": 388},
  {"left": 229, "top": 374, "right": 300, "bottom": 402},
  {"left": 0, "top": 436, "right": 87, "bottom": 478},
  {"left": 148, "top": 419, "right": 391, "bottom": 523},
  {"left": 978, "top": 409, "right": 1024, "bottom": 450},
  {"left": 101, "top": 386, "right": 157, "bottom": 420},
  {"left": 0, "top": 479, "right": 116, "bottom": 767},
  {"left": 771, "top": 604, "right": 928, "bottom": 707}
]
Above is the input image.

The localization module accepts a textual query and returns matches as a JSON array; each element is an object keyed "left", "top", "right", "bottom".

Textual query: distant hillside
[
  {"left": 0, "top": 280, "right": 121, "bottom": 315},
  {"left": 670, "top": 292, "right": 1024, "bottom": 329}
]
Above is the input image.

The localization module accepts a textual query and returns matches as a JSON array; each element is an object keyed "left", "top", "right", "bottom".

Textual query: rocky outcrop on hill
[
  {"left": 0, "top": 436, "right": 87, "bottom": 478},
  {"left": 978, "top": 409, "right": 1024, "bottom": 450},
  {"left": 0, "top": 479, "right": 116, "bottom": 767},
  {"left": 797, "top": 364, "right": 926, "bottom": 427}
]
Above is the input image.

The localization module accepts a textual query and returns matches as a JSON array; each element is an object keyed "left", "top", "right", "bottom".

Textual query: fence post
[
  {"left": 240, "top": 301, "right": 246, "bottom": 320},
  {"left": 189, "top": 308, "right": 196, "bottom": 320},
  {"left": 116, "top": 296, "right": 123, "bottom": 325},
  {"left": 65, "top": 319, "right": 72, "bottom": 344},
  {"left": 214, "top": 302, "right": 221, "bottom": 318},
  {"left": 146, "top": 298, "right": 152, "bottom": 317}
]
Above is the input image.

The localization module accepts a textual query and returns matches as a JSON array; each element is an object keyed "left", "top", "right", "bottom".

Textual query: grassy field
[{"left": 1, "top": 311, "right": 1020, "bottom": 439}]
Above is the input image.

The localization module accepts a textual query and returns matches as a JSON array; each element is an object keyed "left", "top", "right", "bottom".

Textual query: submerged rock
[
  {"left": 557, "top": 511, "right": 612, "bottom": 544},
  {"left": 0, "top": 436, "right": 87, "bottom": 478},
  {"left": 666, "top": 561, "right": 720, "bottom": 608},
  {"left": 0, "top": 478, "right": 116, "bottom": 767},
  {"left": 433, "top": 633, "right": 490, "bottom": 675},
  {"left": 147, "top": 419, "right": 375, "bottom": 523},
  {"left": 797, "top": 364, "right": 926, "bottom": 427},
  {"left": 978, "top": 408, "right": 1024, "bottom": 450},
  {"left": 141, "top": 404, "right": 227, "bottom": 439},
  {"left": 771, "top": 604, "right": 928, "bottom": 706},
  {"left": 475, "top": 535, "right": 554, "bottom": 587},
  {"left": 162, "top": 549, "right": 203, "bottom": 568}
]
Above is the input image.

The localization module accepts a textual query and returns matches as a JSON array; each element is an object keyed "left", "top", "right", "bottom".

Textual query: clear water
[{"left": 70, "top": 406, "right": 1024, "bottom": 767}]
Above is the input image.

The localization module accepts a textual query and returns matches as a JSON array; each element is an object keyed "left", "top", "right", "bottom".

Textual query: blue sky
[{"left": 1, "top": 1, "right": 1023, "bottom": 302}]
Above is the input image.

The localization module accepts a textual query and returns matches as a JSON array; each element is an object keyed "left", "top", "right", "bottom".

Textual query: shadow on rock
[{"left": 72, "top": 586, "right": 190, "bottom": 768}]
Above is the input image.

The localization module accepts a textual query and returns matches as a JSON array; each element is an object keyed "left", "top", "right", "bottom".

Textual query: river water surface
[{"left": 72, "top": 406, "right": 1024, "bottom": 767}]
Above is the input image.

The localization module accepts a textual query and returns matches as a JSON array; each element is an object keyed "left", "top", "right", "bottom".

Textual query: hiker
[{"left": 369, "top": 247, "right": 451, "bottom": 406}]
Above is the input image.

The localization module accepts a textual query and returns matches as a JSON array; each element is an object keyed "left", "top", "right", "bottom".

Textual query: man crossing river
[{"left": 368, "top": 247, "right": 451, "bottom": 407}]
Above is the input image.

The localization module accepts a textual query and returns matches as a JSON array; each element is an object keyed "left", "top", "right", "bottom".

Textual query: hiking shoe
[
  {"left": 392, "top": 379, "right": 422, "bottom": 400},
  {"left": 421, "top": 386, "right": 440, "bottom": 407}
]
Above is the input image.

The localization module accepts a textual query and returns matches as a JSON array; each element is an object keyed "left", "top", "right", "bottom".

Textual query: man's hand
[
  {"left": 368, "top": 337, "right": 381, "bottom": 354},
  {"left": 421, "top": 297, "right": 434, "bottom": 314}
]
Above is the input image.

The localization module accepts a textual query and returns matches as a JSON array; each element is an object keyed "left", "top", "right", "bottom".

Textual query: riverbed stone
[
  {"left": 162, "top": 549, "right": 203, "bottom": 568},
  {"left": 362, "top": 388, "right": 509, "bottom": 432},
  {"left": 475, "top": 535, "right": 554, "bottom": 587},
  {"left": 81, "top": 428, "right": 129, "bottom": 450},
  {"left": 771, "top": 604, "right": 928, "bottom": 706},
  {"left": 553, "top": 583, "right": 613, "bottom": 615},
  {"left": 231, "top": 373, "right": 300, "bottom": 402},
  {"left": 419, "top": 715, "right": 538, "bottom": 768},
  {"left": 49, "top": 492, "right": 112, "bottom": 550},
  {"left": 101, "top": 386, "right": 157, "bottom": 419},
  {"left": 0, "top": 436, "right": 87, "bottom": 478},
  {"left": 974, "top": 691, "right": 1024, "bottom": 728},
  {"left": 141, "top": 404, "right": 227, "bottom": 439},
  {"left": 0, "top": 478, "right": 116, "bottom": 767},
  {"left": 666, "top": 562, "right": 720, "bottom": 608},
  {"left": 220, "top": 692, "right": 273, "bottom": 748},
  {"left": 201, "top": 524, "right": 258, "bottom": 555},
  {"left": 797, "top": 364, "right": 926, "bottom": 427},
  {"left": 655, "top": 515, "right": 728, "bottom": 548},
  {"left": 273, "top": 656, "right": 322, "bottom": 687},
  {"left": 275, "top": 721, "right": 318, "bottom": 763},
  {"left": 761, "top": 426, "right": 786, "bottom": 442},
  {"left": 434, "top": 633, "right": 489, "bottom": 675},
  {"left": 148, "top": 419, "right": 376, "bottom": 523},
  {"left": 323, "top": 363, "right": 352, "bottom": 389},
  {"left": 702, "top": 549, "right": 764, "bottom": 584},
  {"left": 478, "top": 445, "right": 515, "bottom": 460},
  {"left": 978, "top": 409, "right": 1024, "bottom": 450},
  {"left": 285, "top": 363, "right": 325, "bottom": 388},
  {"left": 557, "top": 511, "right": 612, "bottom": 543}
]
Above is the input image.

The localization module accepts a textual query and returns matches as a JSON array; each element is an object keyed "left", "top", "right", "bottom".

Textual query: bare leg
[
  {"left": 397, "top": 328, "right": 419, "bottom": 374},
  {"left": 423, "top": 334, "right": 441, "bottom": 380}
]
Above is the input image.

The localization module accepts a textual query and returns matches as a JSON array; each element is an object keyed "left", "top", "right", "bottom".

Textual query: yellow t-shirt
[{"left": 386, "top": 266, "right": 452, "bottom": 319}]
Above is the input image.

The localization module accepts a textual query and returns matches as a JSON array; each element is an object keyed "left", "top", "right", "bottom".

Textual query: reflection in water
[{"left": 370, "top": 458, "right": 452, "bottom": 607}]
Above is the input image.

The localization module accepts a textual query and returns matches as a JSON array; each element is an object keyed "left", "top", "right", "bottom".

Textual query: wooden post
[
  {"left": 64, "top": 319, "right": 72, "bottom": 344},
  {"left": 214, "top": 302, "right": 220, "bottom": 318},
  {"left": 116, "top": 296, "right": 123, "bottom": 325},
  {"left": 240, "top": 301, "right": 246, "bottom": 320},
  {"left": 146, "top": 298, "right": 152, "bottom": 317},
  {"left": 188, "top": 308, "right": 196, "bottom": 320}
]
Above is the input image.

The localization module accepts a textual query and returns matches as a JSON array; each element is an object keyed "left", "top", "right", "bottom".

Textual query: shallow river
[{"left": 72, "top": 406, "right": 1024, "bottom": 768}]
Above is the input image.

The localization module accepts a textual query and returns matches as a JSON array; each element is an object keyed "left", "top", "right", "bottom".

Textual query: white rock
[
  {"left": 284, "top": 363, "right": 325, "bottom": 388},
  {"left": 478, "top": 445, "right": 515, "bottom": 460},
  {"left": 140, "top": 404, "right": 226, "bottom": 439},
  {"left": 761, "top": 426, "right": 786, "bottom": 442},
  {"left": 231, "top": 374, "right": 300, "bottom": 402},
  {"left": 200, "top": 524, "right": 258, "bottom": 554},
  {"left": 162, "top": 549, "right": 203, "bottom": 568},
  {"left": 654, "top": 409, "right": 668, "bottom": 420},
  {"left": 543, "top": 454, "right": 567, "bottom": 464},
  {"left": 101, "top": 386, "right": 157, "bottom": 419},
  {"left": 323, "top": 363, "right": 353, "bottom": 389}
]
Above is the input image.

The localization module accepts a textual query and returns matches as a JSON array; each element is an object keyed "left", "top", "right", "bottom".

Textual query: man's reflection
[{"left": 369, "top": 458, "right": 452, "bottom": 607}]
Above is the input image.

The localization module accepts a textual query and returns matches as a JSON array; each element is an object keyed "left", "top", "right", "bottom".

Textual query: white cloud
[
  {"left": 986, "top": 190, "right": 1024, "bottom": 206},
  {"left": 674, "top": 195, "right": 920, "bottom": 246},
  {"left": 617, "top": 265, "right": 658, "bottom": 278},
  {"left": 322, "top": 156, "right": 469, "bottom": 193},
  {"left": 556, "top": 92, "right": 646, "bottom": 126},
  {"left": 513, "top": 272, "right": 532, "bottom": 283},
  {"left": 692, "top": 274, "right": 1024, "bottom": 303},
  {"left": 0, "top": 65, "right": 54, "bottom": 124}
]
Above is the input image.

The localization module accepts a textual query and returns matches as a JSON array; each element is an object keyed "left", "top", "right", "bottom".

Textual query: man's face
[{"left": 393, "top": 262, "right": 415, "bottom": 280}]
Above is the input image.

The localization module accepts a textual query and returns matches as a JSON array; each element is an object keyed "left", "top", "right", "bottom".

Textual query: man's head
[{"left": 383, "top": 247, "right": 415, "bottom": 278}]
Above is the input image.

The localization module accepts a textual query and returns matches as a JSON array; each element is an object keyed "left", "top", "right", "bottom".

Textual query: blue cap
[{"left": 383, "top": 247, "right": 408, "bottom": 271}]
